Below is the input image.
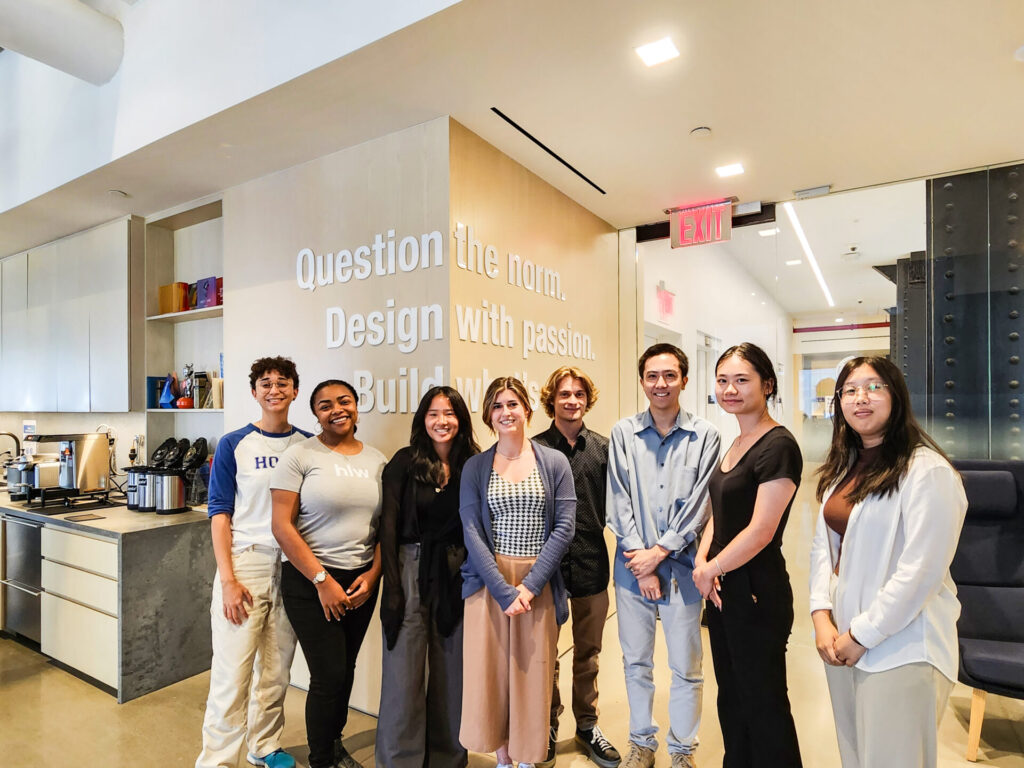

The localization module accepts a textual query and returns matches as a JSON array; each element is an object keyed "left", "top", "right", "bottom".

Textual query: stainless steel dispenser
[{"left": 42, "top": 433, "right": 112, "bottom": 493}]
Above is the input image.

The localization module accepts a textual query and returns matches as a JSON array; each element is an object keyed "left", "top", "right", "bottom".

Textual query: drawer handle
[
  {"left": 2, "top": 516, "right": 42, "bottom": 530},
  {"left": 1, "top": 578, "right": 42, "bottom": 597}
]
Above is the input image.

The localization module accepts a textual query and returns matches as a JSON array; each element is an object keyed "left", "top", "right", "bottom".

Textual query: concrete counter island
[{"left": 0, "top": 495, "right": 215, "bottom": 702}]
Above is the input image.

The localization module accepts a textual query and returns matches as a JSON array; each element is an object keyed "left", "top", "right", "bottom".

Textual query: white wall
[
  {"left": 0, "top": 0, "right": 460, "bottom": 215},
  {"left": 638, "top": 235, "right": 794, "bottom": 446}
]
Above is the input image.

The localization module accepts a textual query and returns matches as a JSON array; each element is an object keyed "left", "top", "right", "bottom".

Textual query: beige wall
[
  {"left": 448, "top": 121, "right": 620, "bottom": 440},
  {"left": 222, "top": 118, "right": 451, "bottom": 458}
]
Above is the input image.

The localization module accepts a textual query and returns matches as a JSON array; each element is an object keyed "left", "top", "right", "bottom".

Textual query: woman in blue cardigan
[{"left": 459, "top": 376, "right": 576, "bottom": 768}]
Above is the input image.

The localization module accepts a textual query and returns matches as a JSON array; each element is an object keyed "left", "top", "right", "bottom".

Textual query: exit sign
[{"left": 669, "top": 200, "right": 732, "bottom": 248}]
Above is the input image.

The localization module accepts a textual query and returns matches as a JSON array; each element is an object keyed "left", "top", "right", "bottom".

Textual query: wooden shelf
[
  {"left": 146, "top": 306, "right": 223, "bottom": 323},
  {"left": 146, "top": 408, "right": 223, "bottom": 414}
]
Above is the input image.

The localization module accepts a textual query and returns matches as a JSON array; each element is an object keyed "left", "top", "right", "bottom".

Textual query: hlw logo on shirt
[
  {"left": 334, "top": 463, "right": 369, "bottom": 478},
  {"left": 254, "top": 456, "right": 282, "bottom": 470}
]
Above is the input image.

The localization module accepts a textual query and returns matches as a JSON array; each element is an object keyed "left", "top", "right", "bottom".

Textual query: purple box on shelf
[{"left": 196, "top": 276, "right": 218, "bottom": 308}]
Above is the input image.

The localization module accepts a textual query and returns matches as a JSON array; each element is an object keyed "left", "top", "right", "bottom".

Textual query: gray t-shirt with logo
[{"left": 270, "top": 436, "right": 386, "bottom": 569}]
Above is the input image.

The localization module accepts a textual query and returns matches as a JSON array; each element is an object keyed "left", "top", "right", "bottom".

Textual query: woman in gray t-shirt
[{"left": 271, "top": 379, "right": 386, "bottom": 768}]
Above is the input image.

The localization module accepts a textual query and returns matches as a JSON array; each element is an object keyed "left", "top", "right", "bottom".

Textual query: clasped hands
[
  {"left": 316, "top": 570, "right": 379, "bottom": 621},
  {"left": 812, "top": 611, "right": 867, "bottom": 667},
  {"left": 625, "top": 545, "right": 668, "bottom": 601},
  {"left": 505, "top": 584, "right": 535, "bottom": 616}
]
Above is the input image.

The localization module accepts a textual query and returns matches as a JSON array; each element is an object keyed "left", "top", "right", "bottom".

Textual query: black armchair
[{"left": 951, "top": 459, "right": 1024, "bottom": 762}]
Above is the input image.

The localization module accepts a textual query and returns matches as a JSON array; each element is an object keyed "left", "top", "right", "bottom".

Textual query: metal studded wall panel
[
  {"left": 988, "top": 165, "right": 1024, "bottom": 460},
  {"left": 893, "top": 253, "right": 929, "bottom": 420},
  {"left": 928, "top": 170, "right": 990, "bottom": 459}
]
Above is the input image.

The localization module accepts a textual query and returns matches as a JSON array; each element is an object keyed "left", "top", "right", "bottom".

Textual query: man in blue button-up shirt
[{"left": 607, "top": 343, "right": 721, "bottom": 768}]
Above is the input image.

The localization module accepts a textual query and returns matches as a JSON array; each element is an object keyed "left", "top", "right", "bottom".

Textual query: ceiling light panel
[
  {"left": 783, "top": 201, "right": 835, "bottom": 307},
  {"left": 636, "top": 37, "right": 679, "bottom": 67},
  {"left": 758, "top": 227, "right": 780, "bottom": 237},
  {"left": 716, "top": 163, "right": 744, "bottom": 178}
]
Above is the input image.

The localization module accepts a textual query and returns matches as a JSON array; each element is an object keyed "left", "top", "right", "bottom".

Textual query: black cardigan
[{"left": 378, "top": 446, "right": 466, "bottom": 650}]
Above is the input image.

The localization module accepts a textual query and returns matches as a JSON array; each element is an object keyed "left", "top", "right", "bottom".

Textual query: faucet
[{"left": 0, "top": 431, "right": 22, "bottom": 464}]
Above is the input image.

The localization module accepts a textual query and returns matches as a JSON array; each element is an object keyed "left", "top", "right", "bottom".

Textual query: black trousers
[
  {"left": 281, "top": 561, "right": 378, "bottom": 768},
  {"left": 705, "top": 566, "right": 802, "bottom": 768}
]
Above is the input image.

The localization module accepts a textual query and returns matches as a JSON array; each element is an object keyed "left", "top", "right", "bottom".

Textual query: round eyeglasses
[{"left": 837, "top": 382, "right": 889, "bottom": 401}]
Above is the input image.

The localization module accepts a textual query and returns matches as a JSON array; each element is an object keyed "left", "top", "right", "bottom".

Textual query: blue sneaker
[{"left": 247, "top": 749, "right": 296, "bottom": 768}]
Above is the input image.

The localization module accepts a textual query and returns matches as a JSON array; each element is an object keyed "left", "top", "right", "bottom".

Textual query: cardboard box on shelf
[{"left": 158, "top": 282, "right": 189, "bottom": 314}]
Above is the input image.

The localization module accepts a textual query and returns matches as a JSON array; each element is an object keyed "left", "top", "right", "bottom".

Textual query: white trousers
[
  {"left": 196, "top": 546, "right": 298, "bottom": 768},
  {"left": 824, "top": 661, "right": 953, "bottom": 768}
]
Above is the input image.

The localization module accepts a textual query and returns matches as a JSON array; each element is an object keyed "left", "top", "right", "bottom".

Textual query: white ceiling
[
  {"left": 717, "top": 180, "right": 925, "bottom": 320},
  {"left": 1, "top": 0, "right": 1022, "bottom": 317}
]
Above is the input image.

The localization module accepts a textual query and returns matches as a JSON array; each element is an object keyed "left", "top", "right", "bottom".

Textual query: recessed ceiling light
[
  {"left": 106, "top": 189, "right": 129, "bottom": 198},
  {"left": 835, "top": 318, "right": 844, "bottom": 323},
  {"left": 758, "top": 227, "right": 780, "bottom": 237},
  {"left": 1015, "top": 44, "right": 1024, "bottom": 62},
  {"left": 785, "top": 259, "right": 802, "bottom": 266},
  {"left": 783, "top": 201, "right": 835, "bottom": 307},
  {"left": 716, "top": 163, "right": 744, "bottom": 178},
  {"left": 751, "top": 292, "right": 756, "bottom": 297},
  {"left": 636, "top": 37, "right": 679, "bottom": 67},
  {"left": 689, "top": 126, "right": 712, "bottom": 139}
]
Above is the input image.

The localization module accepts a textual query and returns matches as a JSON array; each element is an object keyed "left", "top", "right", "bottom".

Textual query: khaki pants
[
  {"left": 196, "top": 546, "right": 297, "bottom": 768},
  {"left": 550, "top": 589, "right": 610, "bottom": 730},
  {"left": 460, "top": 554, "right": 558, "bottom": 764}
]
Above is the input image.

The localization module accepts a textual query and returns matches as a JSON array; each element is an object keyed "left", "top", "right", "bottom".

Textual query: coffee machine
[
  {"left": 57, "top": 433, "right": 112, "bottom": 493},
  {"left": 22, "top": 433, "right": 112, "bottom": 494}
]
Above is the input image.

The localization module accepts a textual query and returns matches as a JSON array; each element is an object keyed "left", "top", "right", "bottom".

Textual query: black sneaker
[
  {"left": 539, "top": 725, "right": 557, "bottom": 767},
  {"left": 576, "top": 725, "right": 621, "bottom": 768}
]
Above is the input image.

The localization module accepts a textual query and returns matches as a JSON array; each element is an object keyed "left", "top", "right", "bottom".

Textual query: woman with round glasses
[{"left": 810, "top": 356, "right": 967, "bottom": 768}]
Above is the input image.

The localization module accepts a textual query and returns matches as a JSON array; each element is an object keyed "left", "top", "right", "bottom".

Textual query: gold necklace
[{"left": 255, "top": 421, "right": 294, "bottom": 453}]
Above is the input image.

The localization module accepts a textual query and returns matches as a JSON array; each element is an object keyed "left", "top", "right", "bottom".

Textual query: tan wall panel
[
  {"left": 222, "top": 118, "right": 451, "bottom": 458},
  {"left": 448, "top": 120, "right": 619, "bottom": 439}
]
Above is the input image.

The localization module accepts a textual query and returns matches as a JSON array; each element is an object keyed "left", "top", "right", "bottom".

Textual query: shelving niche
[{"left": 144, "top": 201, "right": 224, "bottom": 454}]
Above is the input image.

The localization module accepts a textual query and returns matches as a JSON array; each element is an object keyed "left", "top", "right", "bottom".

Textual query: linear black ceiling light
[{"left": 490, "top": 107, "right": 606, "bottom": 195}]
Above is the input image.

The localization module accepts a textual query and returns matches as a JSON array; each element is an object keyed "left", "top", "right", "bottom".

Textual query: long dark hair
[
  {"left": 409, "top": 386, "right": 480, "bottom": 486},
  {"left": 816, "top": 356, "right": 949, "bottom": 503}
]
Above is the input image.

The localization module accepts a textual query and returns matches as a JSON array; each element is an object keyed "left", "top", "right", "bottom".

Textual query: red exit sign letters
[{"left": 669, "top": 201, "right": 732, "bottom": 248}]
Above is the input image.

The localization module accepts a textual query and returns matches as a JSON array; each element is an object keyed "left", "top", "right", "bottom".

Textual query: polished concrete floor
[{"left": 2, "top": 474, "right": 1023, "bottom": 767}]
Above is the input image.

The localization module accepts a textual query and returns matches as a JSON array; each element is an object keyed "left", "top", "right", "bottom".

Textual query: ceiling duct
[{"left": 0, "top": 0, "right": 123, "bottom": 85}]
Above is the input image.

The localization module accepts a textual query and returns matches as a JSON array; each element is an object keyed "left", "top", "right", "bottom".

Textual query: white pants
[
  {"left": 196, "top": 546, "right": 297, "bottom": 768},
  {"left": 615, "top": 582, "right": 703, "bottom": 755},
  {"left": 824, "top": 661, "right": 953, "bottom": 768}
]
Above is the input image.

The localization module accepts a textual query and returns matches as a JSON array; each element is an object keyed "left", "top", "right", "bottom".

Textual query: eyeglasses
[{"left": 837, "top": 382, "right": 889, "bottom": 401}]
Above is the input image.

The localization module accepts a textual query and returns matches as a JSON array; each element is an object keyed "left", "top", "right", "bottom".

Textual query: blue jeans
[{"left": 615, "top": 582, "right": 703, "bottom": 755}]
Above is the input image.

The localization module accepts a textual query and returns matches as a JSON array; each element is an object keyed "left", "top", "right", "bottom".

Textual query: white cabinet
[
  {"left": 41, "top": 592, "right": 118, "bottom": 687},
  {"left": 0, "top": 253, "right": 28, "bottom": 412},
  {"left": 40, "top": 525, "right": 120, "bottom": 689},
  {"left": 54, "top": 235, "right": 91, "bottom": 412},
  {"left": 0, "top": 218, "right": 137, "bottom": 413},
  {"left": 25, "top": 243, "right": 60, "bottom": 412},
  {"left": 81, "top": 220, "right": 131, "bottom": 412}
]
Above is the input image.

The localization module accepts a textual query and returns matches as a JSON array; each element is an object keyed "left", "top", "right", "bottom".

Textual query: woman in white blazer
[{"left": 809, "top": 356, "right": 967, "bottom": 768}]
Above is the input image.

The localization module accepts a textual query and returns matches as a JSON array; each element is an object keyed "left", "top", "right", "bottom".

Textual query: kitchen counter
[
  {"left": 1, "top": 492, "right": 216, "bottom": 702},
  {"left": 0, "top": 494, "right": 209, "bottom": 538}
]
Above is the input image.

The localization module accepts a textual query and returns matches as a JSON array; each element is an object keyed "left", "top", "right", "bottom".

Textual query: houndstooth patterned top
[{"left": 487, "top": 467, "right": 546, "bottom": 557}]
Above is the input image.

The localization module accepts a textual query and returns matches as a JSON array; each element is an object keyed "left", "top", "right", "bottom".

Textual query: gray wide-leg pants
[{"left": 376, "top": 544, "right": 466, "bottom": 768}]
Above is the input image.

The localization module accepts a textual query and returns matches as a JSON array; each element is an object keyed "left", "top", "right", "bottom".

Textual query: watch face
[{"left": 313, "top": 570, "right": 327, "bottom": 584}]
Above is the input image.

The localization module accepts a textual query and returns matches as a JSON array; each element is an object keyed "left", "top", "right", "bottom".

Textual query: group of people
[{"left": 194, "top": 342, "right": 968, "bottom": 768}]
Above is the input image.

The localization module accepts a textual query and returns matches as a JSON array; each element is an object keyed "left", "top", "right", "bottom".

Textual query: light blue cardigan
[{"left": 459, "top": 440, "right": 576, "bottom": 625}]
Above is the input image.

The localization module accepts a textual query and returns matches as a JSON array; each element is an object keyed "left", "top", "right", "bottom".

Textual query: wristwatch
[{"left": 312, "top": 569, "right": 328, "bottom": 585}]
